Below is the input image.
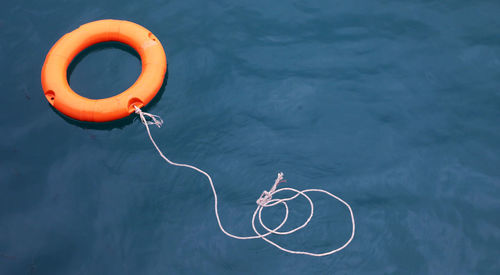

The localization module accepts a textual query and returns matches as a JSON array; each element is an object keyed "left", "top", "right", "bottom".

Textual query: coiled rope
[{"left": 134, "top": 106, "right": 355, "bottom": 256}]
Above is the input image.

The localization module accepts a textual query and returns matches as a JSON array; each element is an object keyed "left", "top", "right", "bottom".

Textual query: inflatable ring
[{"left": 41, "top": 19, "right": 167, "bottom": 122}]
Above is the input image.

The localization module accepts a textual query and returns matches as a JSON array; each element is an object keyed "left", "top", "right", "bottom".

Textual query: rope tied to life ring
[
  {"left": 134, "top": 106, "right": 356, "bottom": 256},
  {"left": 42, "top": 18, "right": 355, "bottom": 256}
]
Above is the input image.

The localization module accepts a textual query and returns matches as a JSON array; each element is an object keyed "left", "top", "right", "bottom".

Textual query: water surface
[{"left": 1, "top": 0, "right": 500, "bottom": 274}]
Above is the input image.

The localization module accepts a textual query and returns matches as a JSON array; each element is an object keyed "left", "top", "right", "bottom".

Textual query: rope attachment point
[{"left": 134, "top": 106, "right": 163, "bottom": 128}]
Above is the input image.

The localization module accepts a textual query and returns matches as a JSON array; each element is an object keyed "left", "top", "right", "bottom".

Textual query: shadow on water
[{"left": 50, "top": 41, "right": 169, "bottom": 130}]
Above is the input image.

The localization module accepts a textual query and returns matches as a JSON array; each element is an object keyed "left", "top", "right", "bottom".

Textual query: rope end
[{"left": 274, "top": 172, "right": 286, "bottom": 187}]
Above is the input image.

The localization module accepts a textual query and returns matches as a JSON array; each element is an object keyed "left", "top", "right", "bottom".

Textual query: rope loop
[{"left": 134, "top": 107, "right": 355, "bottom": 256}]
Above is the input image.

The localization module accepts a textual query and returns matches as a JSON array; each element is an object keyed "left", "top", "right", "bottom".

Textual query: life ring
[{"left": 41, "top": 19, "right": 167, "bottom": 122}]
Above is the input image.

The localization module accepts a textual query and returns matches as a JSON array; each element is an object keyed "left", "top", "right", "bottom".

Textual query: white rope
[{"left": 134, "top": 106, "right": 355, "bottom": 256}]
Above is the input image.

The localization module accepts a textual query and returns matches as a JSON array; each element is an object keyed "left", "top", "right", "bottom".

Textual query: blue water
[{"left": 2, "top": 1, "right": 500, "bottom": 274}]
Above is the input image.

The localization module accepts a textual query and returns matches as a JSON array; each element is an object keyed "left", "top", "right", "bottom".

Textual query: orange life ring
[{"left": 41, "top": 19, "right": 167, "bottom": 122}]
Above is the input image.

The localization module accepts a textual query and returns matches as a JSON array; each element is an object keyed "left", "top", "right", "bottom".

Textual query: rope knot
[
  {"left": 256, "top": 191, "right": 272, "bottom": 206},
  {"left": 134, "top": 106, "right": 141, "bottom": 115},
  {"left": 256, "top": 172, "right": 286, "bottom": 206},
  {"left": 134, "top": 105, "right": 163, "bottom": 128}
]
